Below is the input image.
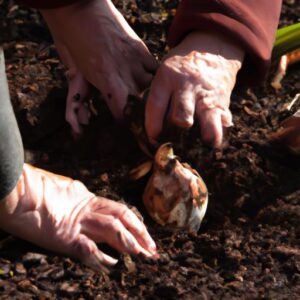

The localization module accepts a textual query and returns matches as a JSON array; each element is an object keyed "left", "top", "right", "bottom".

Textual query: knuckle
[
  {"left": 119, "top": 206, "right": 132, "bottom": 222},
  {"left": 160, "top": 62, "right": 173, "bottom": 75},
  {"left": 121, "top": 207, "right": 134, "bottom": 221},
  {"left": 172, "top": 102, "right": 194, "bottom": 128},
  {"left": 110, "top": 217, "right": 122, "bottom": 232},
  {"left": 65, "top": 68, "right": 77, "bottom": 82},
  {"left": 117, "top": 202, "right": 128, "bottom": 212},
  {"left": 71, "top": 235, "right": 92, "bottom": 258},
  {"left": 172, "top": 114, "right": 193, "bottom": 128}
]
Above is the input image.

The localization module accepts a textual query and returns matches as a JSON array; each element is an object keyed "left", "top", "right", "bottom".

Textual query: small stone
[
  {"left": 17, "top": 279, "right": 39, "bottom": 294},
  {"left": 15, "top": 263, "right": 26, "bottom": 275},
  {"left": 272, "top": 245, "right": 300, "bottom": 258},
  {"left": 49, "top": 268, "right": 65, "bottom": 280},
  {"left": 59, "top": 282, "right": 80, "bottom": 296},
  {"left": 22, "top": 253, "right": 47, "bottom": 266},
  {"left": 99, "top": 173, "right": 109, "bottom": 183},
  {"left": 234, "top": 275, "right": 244, "bottom": 282},
  {"left": 0, "top": 265, "right": 10, "bottom": 276},
  {"left": 158, "top": 253, "right": 171, "bottom": 264}
]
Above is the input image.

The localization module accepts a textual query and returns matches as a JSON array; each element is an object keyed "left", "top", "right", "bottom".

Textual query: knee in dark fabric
[{"left": 0, "top": 47, "right": 24, "bottom": 200}]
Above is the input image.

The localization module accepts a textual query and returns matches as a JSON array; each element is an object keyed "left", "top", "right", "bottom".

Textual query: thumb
[{"left": 71, "top": 234, "right": 118, "bottom": 273}]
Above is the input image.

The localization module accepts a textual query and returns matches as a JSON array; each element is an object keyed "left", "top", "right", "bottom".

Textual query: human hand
[
  {"left": 145, "top": 31, "right": 244, "bottom": 147},
  {"left": 0, "top": 164, "right": 158, "bottom": 272},
  {"left": 41, "top": 0, "right": 157, "bottom": 135}
]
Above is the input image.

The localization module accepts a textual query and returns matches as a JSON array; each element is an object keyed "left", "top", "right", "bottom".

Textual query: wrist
[
  {"left": 40, "top": 0, "right": 111, "bottom": 42},
  {"left": 0, "top": 164, "right": 46, "bottom": 231},
  {"left": 0, "top": 167, "right": 26, "bottom": 228},
  {"left": 174, "top": 30, "right": 245, "bottom": 68}
]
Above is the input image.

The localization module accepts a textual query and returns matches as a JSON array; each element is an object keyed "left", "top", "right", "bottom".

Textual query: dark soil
[{"left": 0, "top": 0, "right": 300, "bottom": 299}]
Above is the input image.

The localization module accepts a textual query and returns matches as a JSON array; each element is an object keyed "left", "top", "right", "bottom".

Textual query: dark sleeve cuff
[{"left": 168, "top": 0, "right": 282, "bottom": 85}]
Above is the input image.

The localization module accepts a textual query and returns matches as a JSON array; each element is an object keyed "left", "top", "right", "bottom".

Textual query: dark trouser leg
[{"left": 0, "top": 47, "right": 24, "bottom": 199}]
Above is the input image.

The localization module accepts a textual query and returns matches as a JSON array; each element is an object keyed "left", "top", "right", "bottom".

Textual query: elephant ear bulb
[{"left": 143, "top": 143, "right": 209, "bottom": 232}]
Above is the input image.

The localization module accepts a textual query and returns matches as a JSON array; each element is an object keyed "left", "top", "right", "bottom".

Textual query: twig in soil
[
  {"left": 286, "top": 93, "right": 300, "bottom": 111},
  {"left": 271, "top": 49, "right": 300, "bottom": 90}
]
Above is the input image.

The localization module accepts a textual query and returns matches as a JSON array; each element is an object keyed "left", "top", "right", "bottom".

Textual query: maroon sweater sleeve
[{"left": 168, "top": 0, "right": 283, "bottom": 85}]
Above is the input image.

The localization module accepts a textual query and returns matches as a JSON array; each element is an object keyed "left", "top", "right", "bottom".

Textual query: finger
[
  {"left": 169, "top": 88, "right": 195, "bottom": 128},
  {"left": 106, "top": 77, "right": 129, "bottom": 120},
  {"left": 136, "top": 41, "right": 159, "bottom": 73},
  {"left": 110, "top": 5, "right": 158, "bottom": 74},
  {"left": 55, "top": 41, "right": 83, "bottom": 134},
  {"left": 132, "top": 64, "right": 154, "bottom": 91},
  {"left": 55, "top": 40, "right": 92, "bottom": 134},
  {"left": 77, "top": 103, "right": 90, "bottom": 125},
  {"left": 65, "top": 99, "right": 82, "bottom": 135},
  {"left": 65, "top": 76, "right": 92, "bottom": 134},
  {"left": 114, "top": 222, "right": 155, "bottom": 258},
  {"left": 54, "top": 39, "right": 74, "bottom": 69},
  {"left": 196, "top": 106, "right": 224, "bottom": 148},
  {"left": 94, "top": 72, "right": 129, "bottom": 120},
  {"left": 81, "top": 212, "right": 154, "bottom": 258},
  {"left": 118, "top": 208, "right": 157, "bottom": 254},
  {"left": 145, "top": 74, "right": 172, "bottom": 143},
  {"left": 142, "top": 54, "right": 159, "bottom": 74},
  {"left": 85, "top": 198, "right": 157, "bottom": 255},
  {"left": 220, "top": 108, "right": 233, "bottom": 128},
  {"left": 71, "top": 233, "right": 118, "bottom": 272}
]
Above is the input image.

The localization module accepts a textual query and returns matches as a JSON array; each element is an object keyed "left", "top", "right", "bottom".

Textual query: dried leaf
[
  {"left": 243, "top": 106, "right": 260, "bottom": 117},
  {"left": 129, "top": 160, "right": 153, "bottom": 180},
  {"left": 123, "top": 254, "right": 136, "bottom": 273}
]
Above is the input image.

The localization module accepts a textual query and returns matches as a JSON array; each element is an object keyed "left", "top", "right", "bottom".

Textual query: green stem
[{"left": 272, "top": 23, "right": 300, "bottom": 60}]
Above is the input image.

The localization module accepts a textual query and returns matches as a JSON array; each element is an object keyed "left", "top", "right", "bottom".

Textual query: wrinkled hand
[
  {"left": 41, "top": 0, "right": 157, "bottom": 135},
  {"left": 0, "top": 164, "right": 157, "bottom": 271},
  {"left": 145, "top": 31, "right": 244, "bottom": 147}
]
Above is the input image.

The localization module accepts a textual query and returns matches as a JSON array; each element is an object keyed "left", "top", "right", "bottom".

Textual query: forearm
[
  {"left": 169, "top": 30, "right": 245, "bottom": 66},
  {"left": 18, "top": 0, "right": 84, "bottom": 9},
  {"left": 40, "top": 0, "right": 110, "bottom": 39}
]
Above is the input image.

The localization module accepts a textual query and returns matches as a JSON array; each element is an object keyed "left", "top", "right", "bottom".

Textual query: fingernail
[
  {"left": 149, "top": 243, "right": 157, "bottom": 253},
  {"left": 147, "top": 250, "right": 160, "bottom": 260},
  {"left": 140, "top": 248, "right": 154, "bottom": 258}
]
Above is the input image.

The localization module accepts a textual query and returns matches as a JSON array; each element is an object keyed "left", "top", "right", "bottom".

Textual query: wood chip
[{"left": 243, "top": 106, "right": 260, "bottom": 117}]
